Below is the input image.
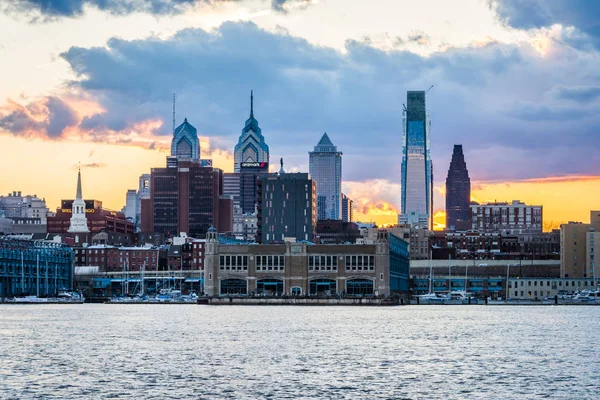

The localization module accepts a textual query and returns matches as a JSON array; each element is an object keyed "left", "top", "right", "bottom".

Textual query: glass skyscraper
[
  {"left": 309, "top": 133, "right": 342, "bottom": 221},
  {"left": 234, "top": 91, "right": 270, "bottom": 173},
  {"left": 171, "top": 118, "right": 200, "bottom": 160},
  {"left": 400, "top": 91, "right": 433, "bottom": 229}
]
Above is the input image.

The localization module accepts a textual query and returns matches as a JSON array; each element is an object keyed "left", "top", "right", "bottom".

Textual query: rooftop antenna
[
  {"left": 172, "top": 92, "right": 176, "bottom": 135},
  {"left": 250, "top": 89, "right": 254, "bottom": 118}
]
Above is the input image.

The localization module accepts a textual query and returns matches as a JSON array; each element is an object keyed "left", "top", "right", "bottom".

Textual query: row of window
[
  {"left": 256, "top": 255, "right": 285, "bottom": 271},
  {"left": 511, "top": 280, "right": 597, "bottom": 288}
]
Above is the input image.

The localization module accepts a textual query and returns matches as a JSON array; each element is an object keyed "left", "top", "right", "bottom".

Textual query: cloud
[
  {"left": 72, "top": 162, "right": 107, "bottom": 169},
  {"left": 553, "top": 86, "right": 600, "bottom": 102},
  {"left": 2, "top": 20, "right": 600, "bottom": 213},
  {"left": 4, "top": 0, "right": 313, "bottom": 20},
  {"left": 491, "top": 0, "right": 600, "bottom": 47},
  {"left": 0, "top": 96, "right": 77, "bottom": 138}
]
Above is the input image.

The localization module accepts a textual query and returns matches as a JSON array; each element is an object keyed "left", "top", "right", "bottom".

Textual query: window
[
  {"left": 219, "top": 255, "right": 249, "bottom": 271},
  {"left": 256, "top": 255, "right": 285, "bottom": 272},
  {"left": 308, "top": 255, "right": 338, "bottom": 272},
  {"left": 344, "top": 255, "right": 375, "bottom": 271}
]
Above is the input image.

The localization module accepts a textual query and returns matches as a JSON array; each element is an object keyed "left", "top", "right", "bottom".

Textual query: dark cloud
[
  {"left": 491, "top": 0, "right": 600, "bottom": 46},
  {"left": 4, "top": 0, "right": 312, "bottom": 19},
  {"left": 553, "top": 86, "right": 600, "bottom": 102},
  {"left": 0, "top": 96, "right": 76, "bottom": 138},
  {"left": 1, "top": 21, "right": 595, "bottom": 184}
]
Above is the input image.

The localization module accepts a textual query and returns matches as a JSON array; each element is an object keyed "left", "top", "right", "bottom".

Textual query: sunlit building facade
[
  {"left": 309, "top": 133, "right": 342, "bottom": 221},
  {"left": 400, "top": 91, "right": 433, "bottom": 229}
]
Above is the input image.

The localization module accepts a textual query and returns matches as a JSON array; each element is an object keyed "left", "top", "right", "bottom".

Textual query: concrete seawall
[{"left": 203, "top": 297, "right": 403, "bottom": 306}]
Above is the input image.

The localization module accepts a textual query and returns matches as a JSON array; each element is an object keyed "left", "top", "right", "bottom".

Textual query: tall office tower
[
  {"left": 309, "top": 133, "right": 342, "bottom": 221},
  {"left": 400, "top": 90, "right": 433, "bottom": 229},
  {"left": 148, "top": 160, "right": 232, "bottom": 238},
  {"left": 234, "top": 91, "right": 270, "bottom": 173},
  {"left": 257, "top": 173, "right": 317, "bottom": 244},
  {"left": 342, "top": 193, "right": 354, "bottom": 223},
  {"left": 445, "top": 144, "right": 471, "bottom": 231}
]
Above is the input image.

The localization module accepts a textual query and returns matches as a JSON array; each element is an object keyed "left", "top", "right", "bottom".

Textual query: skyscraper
[
  {"left": 309, "top": 133, "right": 342, "bottom": 221},
  {"left": 257, "top": 173, "right": 317, "bottom": 244},
  {"left": 400, "top": 91, "right": 433, "bottom": 229},
  {"left": 445, "top": 144, "right": 471, "bottom": 231},
  {"left": 171, "top": 118, "right": 200, "bottom": 161},
  {"left": 234, "top": 91, "right": 270, "bottom": 173}
]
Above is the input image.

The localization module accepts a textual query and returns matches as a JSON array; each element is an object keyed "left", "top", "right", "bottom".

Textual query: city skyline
[{"left": 1, "top": 1, "right": 600, "bottom": 227}]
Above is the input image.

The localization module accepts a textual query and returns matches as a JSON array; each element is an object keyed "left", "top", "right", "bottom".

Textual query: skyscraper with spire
[
  {"left": 171, "top": 117, "right": 200, "bottom": 161},
  {"left": 309, "top": 132, "right": 342, "bottom": 221},
  {"left": 400, "top": 90, "right": 433, "bottom": 229},
  {"left": 445, "top": 144, "right": 471, "bottom": 231},
  {"left": 234, "top": 90, "right": 270, "bottom": 173},
  {"left": 68, "top": 168, "right": 89, "bottom": 233}
]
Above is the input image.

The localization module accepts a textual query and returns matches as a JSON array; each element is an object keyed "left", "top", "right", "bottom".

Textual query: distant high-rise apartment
[
  {"left": 257, "top": 173, "right": 316, "bottom": 243},
  {"left": 234, "top": 91, "right": 269, "bottom": 173},
  {"left": 471, "top": 200, "right": 542, "bottom": 234},
  {"left": 342, "top": 193, "right": 354, "bottom": 223},
  {"left": 309, "top": 133, "right": 342, "bottom": 221},
  {"left": 445, "top": 144, "right": 471, "bottom": 231},
  {"left": 560, "top": 210, "right": 600, "bottom": 279},
  {"left": 400, "top": 90, "right": 433, "bottom": 229}
]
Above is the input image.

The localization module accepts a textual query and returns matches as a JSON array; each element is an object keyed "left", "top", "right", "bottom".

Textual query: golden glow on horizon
[{"left": 0, "top": 134, "right": 599, "bottom": 226}]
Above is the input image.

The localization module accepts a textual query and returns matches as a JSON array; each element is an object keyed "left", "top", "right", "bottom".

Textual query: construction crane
[{"left": 426, "top": 85, "right": 434, "bottom": 93}]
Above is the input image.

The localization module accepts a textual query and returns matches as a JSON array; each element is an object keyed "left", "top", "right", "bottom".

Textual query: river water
[{"left": 1, "top": 305, "right": 599, "bottom": 399}]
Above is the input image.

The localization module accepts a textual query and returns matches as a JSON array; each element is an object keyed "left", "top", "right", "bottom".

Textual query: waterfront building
[
  {"left": 67, "top": 169, "right": 90, "bottom": 245},
  {"left": 445, "top": 144, "right": 471, "bottom": 231},
  {"left": 204, "top": 227, "right": 408, "bottom": 297},
  {"left": 171, "top": 118, "right": 200, "bottom": 161},
  {"left": 400, "top": 90, "right": 433, "bottom": 229},
  {"left": 342, "top": 193, "right": 354, "bottom": 223},
  {"left": 470, "top": 200, "right": 542, "bottom": 234},
  {"left": 0, "top": 236, "right": 74, "bottom": 297},
  {"left": 561, "top": 221, "right": 591, "bottom": 278},
  {"left": 309, "top": 133, "right": 343, "bottom": 221},
  {"left": 508, "top": 278, "right": 598, "bottom": 299},
  {"left": 233, "top": 91, "right": 269, "bottom": 173},
  {"left": 410, "top": 259, "right": 560, "bottom": 299},
  {"left": 146, "top": 160, "right": 232, "bottom": 238},
  {"left": 257, "top": 173, "right": 317, "bottom": 244}
]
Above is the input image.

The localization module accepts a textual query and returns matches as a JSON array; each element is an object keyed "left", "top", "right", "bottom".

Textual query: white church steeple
[{"left": 68, "top": 168, "right": 90, "bottom": 233}]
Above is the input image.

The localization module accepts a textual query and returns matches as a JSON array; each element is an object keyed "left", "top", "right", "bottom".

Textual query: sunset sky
[{"left": 1, "top": 0, "right": 599, "bottom": 228}]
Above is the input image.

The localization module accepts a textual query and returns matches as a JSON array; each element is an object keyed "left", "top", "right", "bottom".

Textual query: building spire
[
  {"left": 76, "top": 167, "right": 83, "bottom": 200},
  {"left": 250, "top": 89, "right": 254, "bottom": 118}
]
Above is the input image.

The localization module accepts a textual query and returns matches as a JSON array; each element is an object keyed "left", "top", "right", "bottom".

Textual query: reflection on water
[{"left": 1, "top": 305, "right": 599, "bottom": 399}]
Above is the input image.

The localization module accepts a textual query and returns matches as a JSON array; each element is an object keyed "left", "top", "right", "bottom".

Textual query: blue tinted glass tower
[
  {"left": 171, "top": 118, "right": 200, "bottom": 161},
  {"left": 309, "top": 133, "right": 342, "bottom": 221},
  {"left": 400, "top": 91, "right": 433, "bottom": 229}
]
